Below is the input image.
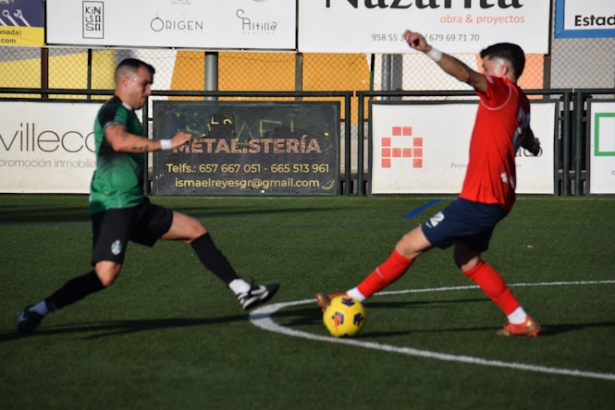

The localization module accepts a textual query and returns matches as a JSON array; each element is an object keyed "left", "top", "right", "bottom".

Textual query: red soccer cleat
[
  {"left": 315, "top": 291, "right": 346, "bottom": 312},
  {"left": 496, "top": 315, "right": 541, "bottom": 337}
]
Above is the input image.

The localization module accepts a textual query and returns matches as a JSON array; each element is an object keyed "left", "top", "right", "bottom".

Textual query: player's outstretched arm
[
  {"left": 105, "top": 124, "right": 192, "bottom": 153},
  {"left": 403, "top": 30, "right": 487, "bottom": 93}
]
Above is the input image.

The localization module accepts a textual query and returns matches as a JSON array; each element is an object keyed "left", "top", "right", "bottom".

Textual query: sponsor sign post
[
  {"left": 555, "top": 0, "right": 615, "bottom": 38},
  {"left": 369, "top": 102, "right": 556, "bottom": 195},
  {"left": 46, "top": 0, "right": 296, "bottom": 50},
  {"left": 153, "top": 101, "right": 340, "bottom": 195},
  {"left": 0, "top": 101, "right": 100, "bottom": 194},
  {"left": 589, "top": 101, "right": 615, "bottom": 194}
]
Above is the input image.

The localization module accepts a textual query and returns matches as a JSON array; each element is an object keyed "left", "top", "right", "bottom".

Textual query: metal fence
[
  {"left": 0, "top": 0, "right": 613, "bottom": 195},
  {"left": 2, "top": 0, "right": 614, "bottom": 92},
  {"left": 2, "top": 86, "right": 609, "bottom": 197}
]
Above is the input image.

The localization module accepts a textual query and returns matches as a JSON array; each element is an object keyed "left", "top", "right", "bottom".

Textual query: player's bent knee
[
  {"left": 183, "top": 219, "right": 207, "bottom": 242},
  {"left": 395, "top": 227, "right": 431, "bottom": 259},
  {"left": 168, "top": 212, "right": 207, "bottom": 241},
  {"left": 193, "top": 219, "right": 207, "bottom": 235},
  {"left": 95, "top": 262, "right": 122, "bottom": 287},
  {"left": 457, "top": 257, "right": 481, "bottom": 274},
  {"left": 453, "top": 244, "right": 482, "bottom": 271}
]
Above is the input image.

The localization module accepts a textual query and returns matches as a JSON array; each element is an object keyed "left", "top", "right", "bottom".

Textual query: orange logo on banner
[{"left": 381, "top": 126, "right": 422, "bottom": 169}]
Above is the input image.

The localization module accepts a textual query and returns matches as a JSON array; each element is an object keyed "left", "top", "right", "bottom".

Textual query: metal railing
[
  {"left": 2, "top": 86, "right": 613, "bottom": 196},
  {"left": 355, "top": 89, "right": 613, "bottom": 197}
]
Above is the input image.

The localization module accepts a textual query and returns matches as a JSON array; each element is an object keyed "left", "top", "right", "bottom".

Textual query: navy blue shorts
[
  {"left": 91, "top": 199, "right": 173, "bottom": 265},
  {"left": 421, "top": 198, "right": 508, "bottom": 253}
]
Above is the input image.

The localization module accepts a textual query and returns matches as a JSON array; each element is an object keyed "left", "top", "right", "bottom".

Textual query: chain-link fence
[
  {"left": 2, "top": 0, "right": 614, "bottom": 92},
  {"left": 1, "top": 0, "right": 613, "bottom": 98},
  {"left": 1, "top": 0, "right": 614, "bottom": 193}
]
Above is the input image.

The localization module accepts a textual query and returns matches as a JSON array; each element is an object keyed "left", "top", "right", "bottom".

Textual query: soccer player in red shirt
[{"left": 317, "top": 30, "right": 542, "bottom": 337}]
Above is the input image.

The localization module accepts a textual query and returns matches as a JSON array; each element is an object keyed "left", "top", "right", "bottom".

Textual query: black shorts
[
  {"left": 91, "top": 199, "right": 173, "bottom": 265},
  {"left": 421, "top": 198, "right": 508, "bottom": 253}
]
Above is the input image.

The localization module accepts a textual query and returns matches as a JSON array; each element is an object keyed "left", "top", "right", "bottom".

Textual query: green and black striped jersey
[{"left": 90, "top": 96, "right": 145, "bottom": 214}]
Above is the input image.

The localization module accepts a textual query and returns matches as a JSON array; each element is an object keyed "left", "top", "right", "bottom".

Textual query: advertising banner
[
  {"left": 0, "top": 101, "right": 100, "bottom": 194},
  {"left": 299, "top": 0, "right": 551, "bottom": 54},
  {"left": 370, "top": 101, "right": 556, "bottom": 195},
  {"left": 0, "top": 0, "right": 44, "bottom": 47},
  {"left": 555, "top": 0, "right": 615, "bottom": 38},
  {"left": 153, "top": 102, "right": 339, "bottom": 196},
  {"left": 589, "top": 101, "right": 615, "bottom": 194},
  {"left": 46, "top": 0, "right": 295, "bottom": 50}
]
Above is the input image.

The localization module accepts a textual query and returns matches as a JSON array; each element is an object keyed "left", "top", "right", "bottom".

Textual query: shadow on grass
[
  {"left": 270, "top": 306, "right": 322, "bottom": 327},
  {"left": 0, "top": 206, "right": 91, "bottom": 225},
  {"left": 268, "top": 299, "right": 490, "bottom": 339},
  {"left": 390, "top": 321, "right": 615, "bottom": 337},
  {"left": 0, "top": 314, "right": 249, "bottom": 342},
  {"left": 532, "top": 322, "right": 615, "bottom": 336},
  {"left": 366, "top": 298, "right": 489, "bottom": 309},
  {"left": 0, "top": 205, "right": 344, "bottom": 225},
  {"left": 268, "top": 299, "right": 615, "bottom": 338},
  {"left": 6, "top": 304, "right": 611, "bottom": 343}
]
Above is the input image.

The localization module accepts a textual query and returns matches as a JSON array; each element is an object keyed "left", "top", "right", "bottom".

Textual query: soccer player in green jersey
[{"left": 17, "top": 58, "right": 279, "bottom": 334}]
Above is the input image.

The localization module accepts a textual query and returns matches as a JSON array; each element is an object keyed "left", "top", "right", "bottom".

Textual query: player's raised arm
[{"left": 403, "top": 30, "right": 487, "bottom": 93}]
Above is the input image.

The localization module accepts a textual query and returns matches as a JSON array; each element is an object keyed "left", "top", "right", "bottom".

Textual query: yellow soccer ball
[{"left": 323, "top": 295, "right": 366, "bottom": 337}]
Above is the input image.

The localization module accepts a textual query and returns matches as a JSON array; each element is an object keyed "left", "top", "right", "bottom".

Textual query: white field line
[{"left": 249, "top": 280, "right": 615, "bottom": 382}]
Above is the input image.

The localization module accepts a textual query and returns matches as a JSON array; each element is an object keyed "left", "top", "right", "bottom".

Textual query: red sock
[
  {"left": 357, "top": 249, "right": 414, "bottom": 298},
  {"left": 462, "top": 261, "right": 520, "bottom": 315}
]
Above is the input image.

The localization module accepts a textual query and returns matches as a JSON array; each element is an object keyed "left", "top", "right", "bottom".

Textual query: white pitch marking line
[{"left": 249, "top": 280, "right": 615, "bottom": 382}]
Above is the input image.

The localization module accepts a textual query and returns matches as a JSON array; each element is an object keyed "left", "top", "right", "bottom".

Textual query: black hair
[
  {"left": 115, "top": 58, "right": 155, "bottom": 82},
  {"left": 480, "top": 43, "right": 525, "bottom": 79}
]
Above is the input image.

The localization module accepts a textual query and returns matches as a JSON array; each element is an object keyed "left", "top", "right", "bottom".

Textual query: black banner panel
[{"left": 153, "top": 101, "right": 339, "bottom": 195}]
